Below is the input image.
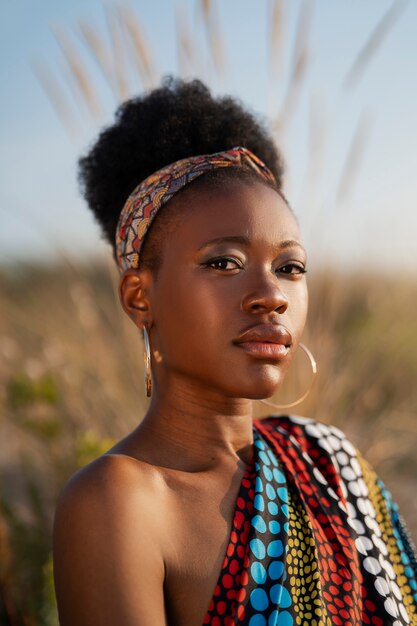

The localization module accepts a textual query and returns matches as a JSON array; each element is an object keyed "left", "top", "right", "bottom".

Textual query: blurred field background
[{"left": 1, "top": 1, "right": 417, "bottom": 624}]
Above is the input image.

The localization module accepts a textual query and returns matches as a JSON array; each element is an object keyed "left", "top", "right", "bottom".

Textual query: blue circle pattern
[
  {"left": 268, "top": 501, "right": 278, "bottom": 515},
  {"left": 251, "top": 588, "right": 269, "bottom": 611},
  {"left": 251, "top": 562, "right": 267, "bottom": 585},
  {"left": 250, "top": 538, "right": 266, "bottom": 560},
  {"left": 247, "top": 431, "right": 293, "bottom": 625},
  {"left": 269, "top": 520, "right": 280, "bottom": 534},
  {"left": 252, "top": 515, "right": 267, "bottom": 534}
]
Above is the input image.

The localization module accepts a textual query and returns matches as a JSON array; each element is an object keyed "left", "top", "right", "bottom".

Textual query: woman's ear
[{"left": 118, "top": 268, "right": 153, "bottom": 329}]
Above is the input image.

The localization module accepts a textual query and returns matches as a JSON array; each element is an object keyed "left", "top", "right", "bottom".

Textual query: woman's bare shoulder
[
  {"left": 54, "top": 453, "right": 161, "bottom": 535},
  {"left": 57, "top": 452, "right": 161, "bottom": 508},
  {"left": 53, "top": 454, "right": 167, "bottom": 625}
]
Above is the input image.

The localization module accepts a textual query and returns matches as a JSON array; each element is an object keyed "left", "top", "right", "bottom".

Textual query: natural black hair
[{"left": 78, "top": 76, "right": 285, "bottom": 271}]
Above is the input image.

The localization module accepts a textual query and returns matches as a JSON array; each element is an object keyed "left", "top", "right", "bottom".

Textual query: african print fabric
[
  {"left": 115, "top": 146, "right": 276, "bottom": 272},
  {"left": 203, "top": 416, "right": 417, "bottom": 626}
]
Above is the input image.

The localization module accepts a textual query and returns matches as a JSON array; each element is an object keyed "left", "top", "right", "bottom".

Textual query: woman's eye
[
  {"left": 206, "top": 257, "right": 242, "bottom": 271},
  {"left": 278, "top": 263, "right": 307, "bottom": 275}
]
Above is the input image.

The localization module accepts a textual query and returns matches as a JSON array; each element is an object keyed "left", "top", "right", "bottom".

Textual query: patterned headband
[{"left": 115, "top": 145, "right": 276, "bottom": 272}]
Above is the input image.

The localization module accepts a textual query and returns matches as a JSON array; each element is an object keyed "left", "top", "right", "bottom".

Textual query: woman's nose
[{"left": 241, "top": 274, "right": 289, "bottom": 315}]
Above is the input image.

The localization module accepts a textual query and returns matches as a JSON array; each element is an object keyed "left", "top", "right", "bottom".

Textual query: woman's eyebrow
[
  {"left": 198, "top": 236, "right": 305, "bottom": 253},
  {"left": 198, "top": 235, "right": 251, "bottom": 250},
  {"left": 279, "top": 239, "right": 306, "bottom": 253}
]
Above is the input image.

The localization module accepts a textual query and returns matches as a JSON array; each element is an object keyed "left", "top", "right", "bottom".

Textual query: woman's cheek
[{"left": 285, "top": 281, "right": 308, "bottom": 335}]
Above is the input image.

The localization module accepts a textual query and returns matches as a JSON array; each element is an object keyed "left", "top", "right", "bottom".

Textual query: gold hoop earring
[
  {"left": 143, "top": 326, "right": 152, "bottom": 397},
  {"left": 260, "top": 343, "right": 317, "bottom": 410}
]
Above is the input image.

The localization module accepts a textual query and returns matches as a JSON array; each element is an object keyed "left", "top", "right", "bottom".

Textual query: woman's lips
[
  {"left": 235, "top": 341, "right": 290, "bottom": 360},
  {"left": 233, "top": 323, "right": 292, "bottom": 361}
]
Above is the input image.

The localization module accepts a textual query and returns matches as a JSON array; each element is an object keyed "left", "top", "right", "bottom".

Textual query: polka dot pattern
[{"left": 203, "top": 416, "right": 417, "bottom": 625}]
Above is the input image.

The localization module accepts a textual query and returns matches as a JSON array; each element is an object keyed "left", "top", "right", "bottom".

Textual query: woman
[{"left": 53, "top": 78, "right": 417, "bottom": 625}]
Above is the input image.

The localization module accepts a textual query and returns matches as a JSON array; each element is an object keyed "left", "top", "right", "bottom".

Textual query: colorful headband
[{"left": 115, "top": 146, "right": 276, "bottom": 272}]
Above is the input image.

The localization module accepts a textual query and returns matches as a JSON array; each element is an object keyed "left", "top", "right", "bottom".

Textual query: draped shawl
[{"left": 203, "top": 416, "right": 417, "bottom": 626}]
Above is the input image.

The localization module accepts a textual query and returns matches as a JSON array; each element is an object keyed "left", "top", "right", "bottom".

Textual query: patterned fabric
[
  {"left": 203, "top": 416, "right": 417, "bottom": 625},
  {"left": 115, "top": 146, "right": 276, "bottom": 272}
]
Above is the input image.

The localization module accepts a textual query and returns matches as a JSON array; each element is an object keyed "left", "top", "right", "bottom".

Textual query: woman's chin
[
  {"left": 238, "top": 378, "right": 284, "bottom": 401},
  {"left": 248, "top": 388, "right": 281, "bottom": 401},
  {"left": 224, "top": 371, "right": 284, "bottom": 401},
  {"left": 252, "top": 370, "right": 285, "bottom": 399}
]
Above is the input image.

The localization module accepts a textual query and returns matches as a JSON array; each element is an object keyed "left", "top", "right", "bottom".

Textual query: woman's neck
[{"left": 126, "top": 375, "right": 255, "bottom": 472}]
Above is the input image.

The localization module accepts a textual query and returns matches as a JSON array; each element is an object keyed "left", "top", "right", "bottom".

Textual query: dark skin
[{"left": 53, "top": 179, "right": 308, "bottom": 626}]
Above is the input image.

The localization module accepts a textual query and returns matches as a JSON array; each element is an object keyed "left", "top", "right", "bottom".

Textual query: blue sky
[{"left": 1, "top": 0, "right": 416, "bottom": 271}]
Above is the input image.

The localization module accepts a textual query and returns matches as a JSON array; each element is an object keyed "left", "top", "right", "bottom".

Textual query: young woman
[{"left": 53, "top": 78, "right": 417, "bottom": 626}]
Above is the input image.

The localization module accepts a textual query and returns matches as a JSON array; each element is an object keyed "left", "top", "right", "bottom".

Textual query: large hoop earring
[
  {"left": 143, "top": 326, "right": 152, "bottom": 397},
  {"left": 260, "top": 343, "right": 317, "bottom": 410}
]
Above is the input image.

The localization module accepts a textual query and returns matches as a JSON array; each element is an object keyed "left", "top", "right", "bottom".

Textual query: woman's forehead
[{"left": 174, "top": 182, "right": 301, "bottom": 248}]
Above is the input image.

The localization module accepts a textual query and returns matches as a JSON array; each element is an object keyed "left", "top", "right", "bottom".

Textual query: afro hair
[{"left": 78, "top": 77, "right": 285, "bottom": 268}]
